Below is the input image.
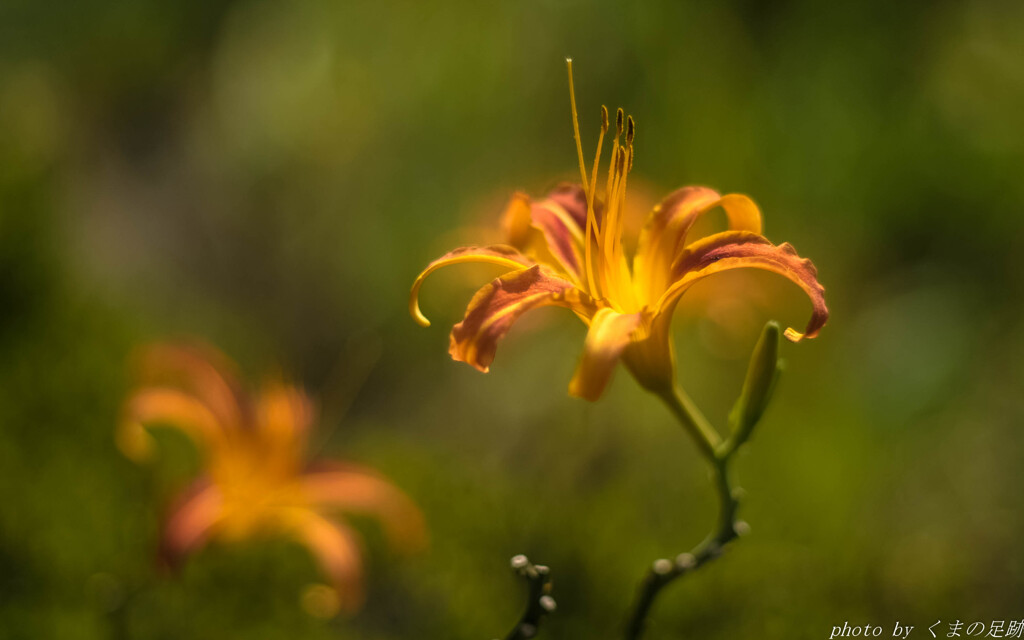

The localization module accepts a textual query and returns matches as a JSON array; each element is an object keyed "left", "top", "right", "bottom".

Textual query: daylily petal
[
  {"left": 301, "top": 465, "right": 427, "bottom": 552},
  {"left": 547, "top": 183, "right": 605, "bottom": 252},
  {"left": 545, "top": 183, "right": 590, "bottom": 230},
  {"left": 161, "top": 479, "right": 223, "bottom": 563},
  {"left": 501, "top": 185, "right": 597, "bottom": 284},
  {"left": 409, "top": 245, "right": 534, "bottom": 327},
  {"left": 286, "top": 513, "right": 365, "bottom": 614},
  {"left": 449, "top": 265, "right": 596, "bottom": 372},
  {"left": 634, "top": 187, "right": 720, "bottom": 293},
  {"left": 657, "top": 231, "right": 829, "bottom": 342},
  {"left": 621, "top": 312, "right": 677, "bottom": 394},
  {"left": 529, "top": 190, "right": 587, "bottom": 282},
  {"left": 568, "top": 308, "right": 643, "bottom": 401},
  {"left": 118, "top": 388, "right": 228, "bottom": 461},
  {"left": 501, "top": 192, "right": 534, "bottom": 249},
  {"left": 634, "top": 187, "right": 763, "bottom": 303},
  {"left": 255, "top": 382, "right": 315, "bottom": 476},
  {"left": 135, "top": 343, "right": 243, "bottom": 431}
]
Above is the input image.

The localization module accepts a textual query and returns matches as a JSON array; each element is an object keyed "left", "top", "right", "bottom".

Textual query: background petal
[
  {"left": 285, "top": 513, "right": 366, "bottom": 615},
  {"left": 133, "top": 343, "right": 244, "bottom": 432},
  {"left": 301, "top": 465, "right": 427, "bottom": 552},
  {"left": 161, "top": 479, "right": 223, "bottom": 565},
  {"left": 118, "top": 388, "right": 229, "bottom": 461}
]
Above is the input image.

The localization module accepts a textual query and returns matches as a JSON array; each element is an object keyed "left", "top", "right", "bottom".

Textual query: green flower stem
[
  {"left": 658, "top": 385, "right": 721, "bottom": 460},
  {"left": 623, "top": 386, "right": 743, "bottom": 640}
]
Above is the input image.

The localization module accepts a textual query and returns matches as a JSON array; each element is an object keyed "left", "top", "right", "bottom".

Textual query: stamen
[
  {"left": 584, "top": 106, "right": 609, "bottom": 296},
  {"left": 605, "top": 145, "right": 619, "bottom": 220},
  {"left": 608, "top": 145, "right": 632, "bottom": 305},
  {"left": 603, "top": 144, "right": 625, "bottom": 265},
  {"left": 597, "top": 141, "right": 620, "bottom": 298},
  {"left": 616, "top": 147, "right": 630, "bottom": 256},
  {"left": 566, "top": 59, "right": 590, "bottom": 195},
  {"left": 605, "top": 110, "right": 622, "bottom": 208},
  {"left": 589, "top": 106, "right": 609, "bottom": 211},
  {"left": 602, "top": 119, "right": 633, "bottom": 307},
  {"left": 603, "top": 152, "right": 632, "bottom": 307},
  {"left": 615, "top": 154, "right": 637, "bottom": 310}
]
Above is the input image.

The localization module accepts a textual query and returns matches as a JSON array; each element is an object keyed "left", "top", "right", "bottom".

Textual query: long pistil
[{"left": 566, "top": 59, "right": 589, "bottom": 195}]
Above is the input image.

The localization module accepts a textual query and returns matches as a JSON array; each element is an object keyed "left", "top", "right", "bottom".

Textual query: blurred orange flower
[
  {"left": 411, "top": 62, "right": 828, "bottom": 400},
  {"left": 118, "top": 343, "right": 426, "bottom": 615}
]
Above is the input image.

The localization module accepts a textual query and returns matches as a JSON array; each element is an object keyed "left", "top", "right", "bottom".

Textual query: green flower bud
[{"left": 725, "top": 321, "right": 783, "bottom": 454}]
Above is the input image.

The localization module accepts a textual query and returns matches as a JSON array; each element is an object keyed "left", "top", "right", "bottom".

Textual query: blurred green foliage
[{"left": 2, "top": 0, "right": 1024, "bottom": 638}]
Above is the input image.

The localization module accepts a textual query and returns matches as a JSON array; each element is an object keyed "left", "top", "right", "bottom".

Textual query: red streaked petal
[
  {"left": 301, "top": 465, "right": 427, "bottom": 552},
  {"left": 568, "top": 308, "right": 643, "bottom": 401},
  {"left": 657, "top": 231, "right": 829, "bottom": 342},
  {"left": 409, "top": 245, "right": 534, "bottom": 327},
  {"left": 530, "top": 196, "right": 585, "bottom": 281},
  {"left": 504, "top": 184, "right": 597, "bottom": 284},
  {"left": 635, "top": 187, "right": 721, "bottom": 301},
  {"left": 634, "top": 187, "right": 764, "bottom": 302},
  {"left": 449, "top": 265, "right": 595, "bottom": 372},
  {"left": 542, "top": 183, "right": 605, "bottom": 243},
  {"left": 545, "top": 183, "right": 590, "bottom": 230}
]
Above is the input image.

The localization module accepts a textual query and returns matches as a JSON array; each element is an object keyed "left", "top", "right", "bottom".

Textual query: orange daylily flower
[
  {"left": 411, "top": 62, "right": 828, "bottom": 401},
  {"left": 118, "top": 343, "right": 426, "bottom": 615}
]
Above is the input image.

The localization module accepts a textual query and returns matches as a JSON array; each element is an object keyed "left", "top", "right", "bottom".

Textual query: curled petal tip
[
  {"left": 450, "top": 352, "right": 490, "bottom": 374},
  {"left": 409, "top": 287, "right": 432, "bottom": 327},
  {"left": 411, "top": 306, "right": 432, "bottom": 328},
  {"left": 409, "top": 245, "right": 535, "bottom": 330},
  {"left": 116, "top": 421, "right": 156, "bottom": 462},
  {"left": 783, "top": 327, "right": 805, "bottom": 342},
  {"left": 301, "top": 584, "right": 343, "bottom": 619},
  {"left": 567, "top": 381, "right": 602, "bottom": 402},
  {"left": 448, "top": 331, "right": 491, "bottom": 372}
]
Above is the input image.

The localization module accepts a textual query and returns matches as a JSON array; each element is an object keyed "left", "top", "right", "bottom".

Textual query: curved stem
[
  {"left": 503, "top": 555, "right": 556, "bottom": 640},
  {"left": 623, "top": 387, "right": 742, "bottom": 640}
]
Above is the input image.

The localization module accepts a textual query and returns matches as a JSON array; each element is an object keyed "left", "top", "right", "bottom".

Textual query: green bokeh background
[{"left": 2, "top": 1, "right": 1024, "bottom": 638}]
